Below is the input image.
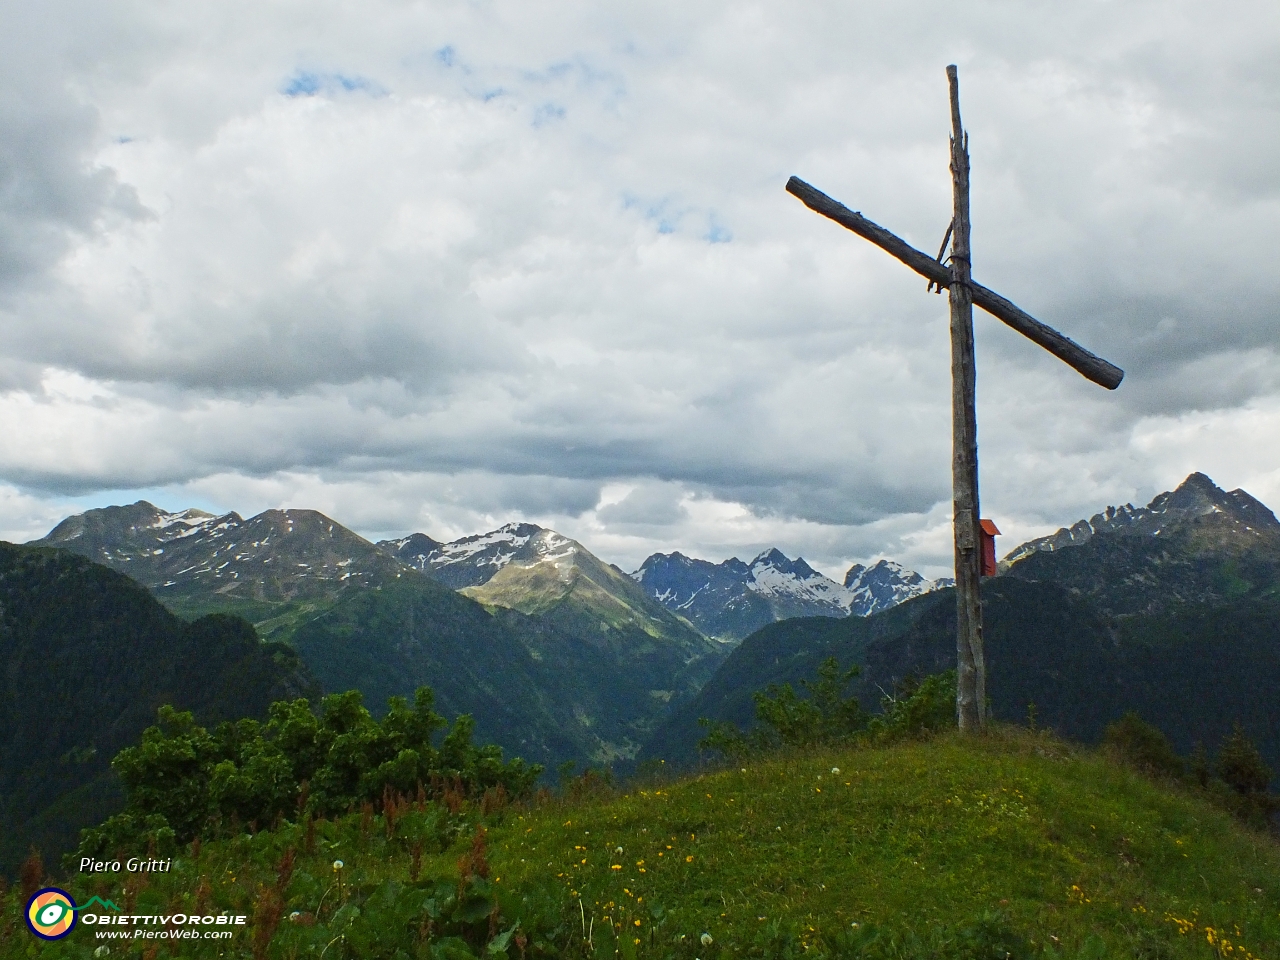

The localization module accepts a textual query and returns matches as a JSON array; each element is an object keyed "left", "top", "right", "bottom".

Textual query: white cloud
[{"left": 1, "top": 0, "right": 1278, "bottom": 578}]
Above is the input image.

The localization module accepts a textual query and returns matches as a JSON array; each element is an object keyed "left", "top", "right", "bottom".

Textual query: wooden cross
[{"left": 786, "top": 66, "right": 1123, "bottom": 732}]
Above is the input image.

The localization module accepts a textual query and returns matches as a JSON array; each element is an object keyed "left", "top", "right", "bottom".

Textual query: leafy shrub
[
  {"left": 74, "top": 811, "right": 177, "bottom": 867},
  {"left": 1102, "top": 719, "right": 1279, "bottom": 830},
  {"left": 699, "top": 657, "right": 868, "bottom": 759},
  {"left": 1102, "top": 712, "right": 1184, "bottom": 778},
  {"left": 1211, "top": 723, "right": 1279, "bottom": 829},
  {"left": 699, "top": 661, "right": 957, "bottom": 761},
  {"left": 866, "top": 670, "right": 957, "bottom": 741},
  {"left": 1216, "top": 723, "right": 1274, "bottom": 796},
  {"left": 73, "top": 685, "right": 542, "bottom": 860}
]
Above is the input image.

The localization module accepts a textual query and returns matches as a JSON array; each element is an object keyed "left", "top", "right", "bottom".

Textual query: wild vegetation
[
  {"left": 3, "top": 669, "right": 1278, "bottom": 959},
  {"left": 75, "top": 687, "right": 540, "bottom": 862},
  {"left": 696, "top": 658, "right": 955, "bottom": 759},
  {"left": 7, "top": 474, "right": 1279, "bottom": 955}
]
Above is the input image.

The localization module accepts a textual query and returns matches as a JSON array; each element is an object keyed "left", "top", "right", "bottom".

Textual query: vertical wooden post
[{"left": 947, "top": 64, "right": 986, "bottom": 732}]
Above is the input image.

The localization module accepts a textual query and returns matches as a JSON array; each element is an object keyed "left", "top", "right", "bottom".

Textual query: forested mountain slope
[{"left": 0, "top": 542, "right": 316, "bottom": 875}]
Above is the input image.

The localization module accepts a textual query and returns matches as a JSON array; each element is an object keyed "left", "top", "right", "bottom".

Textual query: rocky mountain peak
[
  {"left": 375, "top": 522, "right": 557, "bottom": 590},
  {"left": 42, "top": 500, "right": 217, "bottom": 547},
  {"left": 1155, "top": 472, "right": 1279, "bottom": 528},
  {"left": 1004, "top": 472, "right": 1279, "bottom": 566},
  {"left": 32, "top": 503, "right": 405, "bottom": 608},
  {"left": 750, "top": 549, "right": 820, "bottom": 582},
  {"left": 632, "top": 546, "right": 942, "bottom": 642},
  {"left": 842, "top": 558, "right": 940, "bottom": 615},
  {"left": 378, "top": 535, "right": 445, "bottom": 563}
]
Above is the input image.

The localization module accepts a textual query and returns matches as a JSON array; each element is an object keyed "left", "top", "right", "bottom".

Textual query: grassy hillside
[
  {"left": 5, "top": 730, "right": 1278, "bottom": 958},
  {"left": 462, "top": 541, "right": 722, "bottom": 681},
  {"left": 463, "top": 548, "right": 728, "bottom": 763}
]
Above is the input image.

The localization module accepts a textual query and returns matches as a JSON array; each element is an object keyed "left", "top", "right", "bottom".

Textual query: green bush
[
  {"left": 699, "top": 657, "right": 868, "bottom": 759},
  {"left": 1211, "top": 723, "right": 1279, "bottom": 829},
  {"left": 1101, "top": 718, "right": 1279, "bottom": 830},
  {"left": 1102, "top": 712, "right": 1184, "bottom": 778},
  {"left": 72, "top": 685, "right": 541, "bottom": 862},
  {"left": 699, "top": 660, "right": 957, "bottom": 761},
  {"left": 1216, "top": 723, "right": 1273, "bottom": 796},
  {"left": 866, "top": 670, "right": 957, "bottom": 740}
]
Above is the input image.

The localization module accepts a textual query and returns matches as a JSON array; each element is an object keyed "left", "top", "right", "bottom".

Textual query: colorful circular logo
[{"left": 26, "top": 888, "right": 78, "bottom": 940}]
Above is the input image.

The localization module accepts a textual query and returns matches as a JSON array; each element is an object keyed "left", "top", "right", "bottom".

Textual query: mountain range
[
  {"left": 380, "top": 522, "right": 719, "bottom": 668},
  {"left": 642, "top": 473, "right": 1280, "bottom": 776},
  {"left": 7, "top": 469, "right": 1280, "bottom": 874},
  {"left": 631, "top": 549, "right": 947, "bottom": 641},
  {"left": 1002, "top": 471, "right": 1280, "bottom": 616},
  {"left": 32, "top": 507, "right": 727, "bottom": 769},
  {"left": 36, "top": 507, "right": 939, "bottom": 647},
  {"left": 379, "top": 521, "right": 945, "bottom": 643},
  {"left": 35, "top": 502, "right": 409, "bottom": 636},
  {"left": 1004, "top": 471, "right": 1279, "bottom": 567}
]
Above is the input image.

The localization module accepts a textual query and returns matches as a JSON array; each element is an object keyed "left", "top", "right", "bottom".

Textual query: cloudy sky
[{"left": 1, "top": 0, "right": 1277, "bottom": 579}]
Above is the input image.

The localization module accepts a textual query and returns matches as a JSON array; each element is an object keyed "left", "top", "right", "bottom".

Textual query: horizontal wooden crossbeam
[{"left": 786, "top": 176, "right": 1124, "bottom": 390}]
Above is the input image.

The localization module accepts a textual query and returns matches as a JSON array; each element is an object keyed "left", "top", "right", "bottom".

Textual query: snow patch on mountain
[
  {"left": 33, "top": 501, "right": 406, "bottom": 605},
  {"left": 436, "top": 523, "right": 538, "bottom": 565},
  {"left": 376, "top": 523, "right": 575, "bottom": 590},
  {"left": 740, "top": 549, "right": 943, "bottom": 616},
  {"left": 631, "top": 547, "right": 946, "bottom": 641},
  {"left": 843, "top": 559, "right": 948, "bottom": 616},
  {"left": 524, "top": 529, "right": 577, "bottom": 567},
  {"left": 746, "top": 549, "right": 850, "bottom": 607}
]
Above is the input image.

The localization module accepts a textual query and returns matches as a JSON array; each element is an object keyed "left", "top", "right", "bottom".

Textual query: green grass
[
  {"left": 157, "top": 594, "right": 335, "bottom": 641},
  {"left": 4, "top": 729, "right": 1278, "bottom": 958},
  {"left": 497, "top": 731, "right": 1279, "bottom": 957}
]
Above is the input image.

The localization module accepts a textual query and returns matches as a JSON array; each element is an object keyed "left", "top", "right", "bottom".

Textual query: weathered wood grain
[
  {"left": 784, "top": 176, "right": 1124, "bottom": 391},
  {"left": 946, "top": 64, "right": 986, "bottom": 733}
]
